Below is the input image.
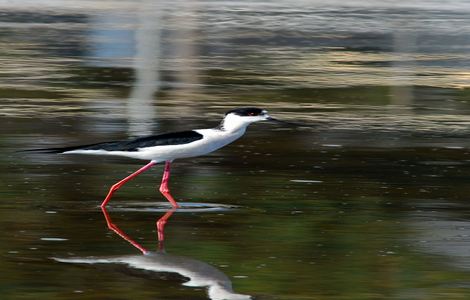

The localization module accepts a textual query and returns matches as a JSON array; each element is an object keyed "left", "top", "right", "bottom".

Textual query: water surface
[{"left": 2, "top": 1, "right": 470, "bottom": 299}]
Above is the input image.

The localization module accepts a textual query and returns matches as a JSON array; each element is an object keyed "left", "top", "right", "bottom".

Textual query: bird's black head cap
[{"left": 225, "top": 107, "right": 265, "bottom": 117}]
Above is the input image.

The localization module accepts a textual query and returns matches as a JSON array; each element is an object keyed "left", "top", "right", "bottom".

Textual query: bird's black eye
[{"left": 248, "top": 112, "right": 256, "bottom": 116}]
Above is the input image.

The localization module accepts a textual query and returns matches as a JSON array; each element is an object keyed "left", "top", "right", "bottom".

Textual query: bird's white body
[
  {"left": 64, "top": 111, "right": 265, "bottom": 162},
  {"left": 65, "top": 128, "right": 245, "bottom": 162}
]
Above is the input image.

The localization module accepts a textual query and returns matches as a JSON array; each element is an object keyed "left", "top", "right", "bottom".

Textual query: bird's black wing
[
  {"left": 119, "top": 131, "right": 204, "bottom": 151},
  {"left": 22, "top": 131, "right": 204, "bottom": 153}
]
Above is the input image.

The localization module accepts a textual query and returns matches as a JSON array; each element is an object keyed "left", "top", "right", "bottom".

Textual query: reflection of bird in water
[
  {"left": 53, "top": 207, "right": 252, "bottom": 300},
  {"left": 26, "top": 107, "right": 280, "bottom": 208},
  {"left": 54, "top": 252, "right": 251, "bottom": 300}
]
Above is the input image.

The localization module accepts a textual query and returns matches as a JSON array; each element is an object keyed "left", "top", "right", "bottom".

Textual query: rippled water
[{"left": 3, "top": 1, "right": 470, "bottom": 299}]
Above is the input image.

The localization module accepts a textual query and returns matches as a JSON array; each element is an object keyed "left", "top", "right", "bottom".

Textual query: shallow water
[{"left": 3, "top": 1, "right": 470, "bottom": 299}]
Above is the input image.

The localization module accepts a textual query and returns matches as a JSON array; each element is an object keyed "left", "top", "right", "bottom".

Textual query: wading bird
[{"left": 28, "top": 107, "right": 281, "bottom": 208}]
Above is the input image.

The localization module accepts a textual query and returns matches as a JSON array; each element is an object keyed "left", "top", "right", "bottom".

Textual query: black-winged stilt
[{"left": 27, "top": 107, "right": 280, "bottom": 208}]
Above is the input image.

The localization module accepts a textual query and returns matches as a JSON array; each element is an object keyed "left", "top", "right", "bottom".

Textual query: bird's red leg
[
  {"left": 159, "top": 161, "right": 180, "bottom": 208},
  {"left": 156, "top": 208, "right": 176, "bottom": 250},
  {"left": 100, "top": 206, "right": 148, "bottom": 254},
  {"left": 101, "top": 161, "right": 157, "bottom": 208}
]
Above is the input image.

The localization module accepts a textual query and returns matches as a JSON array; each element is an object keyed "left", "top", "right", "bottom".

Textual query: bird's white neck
[{"left": 219, "top": 114, "right": 251, "bottom": 134}]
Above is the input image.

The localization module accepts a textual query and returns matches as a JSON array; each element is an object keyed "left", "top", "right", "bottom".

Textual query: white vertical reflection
[
  {"left": 390, "top": 14, "right": 418, "bottom": 108},
  {"left": 127, "top": 0, "right": 161, "bottom": 136},
  {"left": 168, "top": 0, "right": 201, "bottom": 103}
]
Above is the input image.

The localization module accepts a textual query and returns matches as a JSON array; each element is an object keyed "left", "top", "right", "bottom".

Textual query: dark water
[{"left": 3, "top": 1, "right": 470, "bottom": 299}]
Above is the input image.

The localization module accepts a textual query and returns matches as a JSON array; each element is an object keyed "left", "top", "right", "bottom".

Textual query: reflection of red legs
[
  {"left": 156, "top": 208, "right": 176, "bottom": 250},
  {"left": 159, "top": 161, "right": 180, "bottom": 208},
  {"left": 100, "top": 206, "right": 148, "bottom": 254},
  {"left": 101, "top": 207, "right": 177, "bottom": 253},
  {"left": 101, "top": 161, "right": 156, "bottom": 208}
]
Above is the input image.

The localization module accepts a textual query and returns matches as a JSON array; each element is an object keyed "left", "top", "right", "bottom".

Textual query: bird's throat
[{"left": 220, "top": 115, "right": 250, "bottom": 133}]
